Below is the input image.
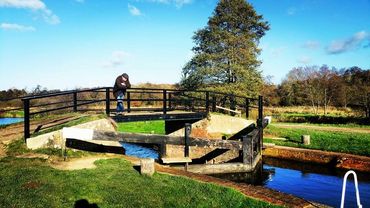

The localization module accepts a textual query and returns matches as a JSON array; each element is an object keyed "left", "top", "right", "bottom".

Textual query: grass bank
[
  {"left": 0, "top": 110, "right": 24, "bottom": 118},
  {"left": 117, "top": 120, "right": 165, "bottom": 134},
  {"left": 0, "top": 157, "right": 278, "bottom": 208},
  {"left": 264, "top": 124, "right": 370, "bottom": 156}
]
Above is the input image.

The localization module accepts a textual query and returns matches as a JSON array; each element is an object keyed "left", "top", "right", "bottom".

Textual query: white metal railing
[{"left": 340, "top": 170, "right": 363, "bottom": 208}]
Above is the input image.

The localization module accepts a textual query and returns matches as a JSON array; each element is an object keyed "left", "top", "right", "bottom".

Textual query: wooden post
[
  {"left": 73, "top": 91, "right": 77, "bottom": 112},
  {"left": 105, "top": 88, "right": 110, "bottom": 115},
  {"left": 127, "top": 91, "right": 131, "bottom": 113},
  {"left": 168, "top": 92, "right": 172, "bottom": 110},
  {"left": 205, "top": 91, "right": 210, "bottom": 114},
  {"left": 163, "top": 89, "right": 167, "bottom": 114},
  {"left": 23, "top": 98, "right": 30, "bottom": 141},
  {"left": 245, "top": 98, "right": 249, "bottom": 119},
  {"left": 184, "top": 123, "right": 191, "bottom": 157},
  {"left": 242, "top": 135, "right": 252, "bottom": 165},
  {"left": 258, "top": 95, "right": 263, "bottom": 152},
  {"left": 212, "top": 95, "right": 216, "bottom": 112}
]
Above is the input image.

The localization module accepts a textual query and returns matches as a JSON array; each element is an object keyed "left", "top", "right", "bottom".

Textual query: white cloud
[
  {"left": 270, "top": 47, "right": 286, "bottom": 58},
  {"left": 0, "top": 23, "right": 35, "bottom": 31},
  {"left": 286, "top": 7, "right": 296, "bottom": 15},
  {"left": 327, "top": 31, "right": 370, "bottom": 54},
  {"left": 302, "top": 40, "right": 320, "bottom": 49},
  {"left": 0, "top": 0, "right": 45, "bottom": 9},
  {"left": 128, "top": 4, "right": 142, "bottom": 16},
  {"left": 0, "top": 0, "right": 60, "bottom": 25},
  {"left": 103, "top": 51, "right": 131, "bottom": 68},
  {"left": 297, "top": 56, "right": 311, "bottom": 64}
]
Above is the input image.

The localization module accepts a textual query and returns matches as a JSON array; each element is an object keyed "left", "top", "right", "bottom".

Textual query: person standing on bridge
[{"left": 113, "top": 73, "right": 131, "bottom": 115}]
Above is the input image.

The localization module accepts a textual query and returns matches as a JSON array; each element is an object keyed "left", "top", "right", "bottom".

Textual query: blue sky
[{"left": 0, "top": 0, "right": 369, "bottom": 91}]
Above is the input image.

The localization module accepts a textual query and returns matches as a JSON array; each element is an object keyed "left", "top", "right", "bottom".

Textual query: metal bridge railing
[{"left": 0, "top": 87, "right": 263, "bottom": 141}]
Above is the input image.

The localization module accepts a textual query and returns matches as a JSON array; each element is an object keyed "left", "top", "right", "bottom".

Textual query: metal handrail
[
  {"left": 19, "top": 87, "right": 262, "bottom": 140},
  {"left": 340, "top": 170, "right": 363, "bottom": 208}
]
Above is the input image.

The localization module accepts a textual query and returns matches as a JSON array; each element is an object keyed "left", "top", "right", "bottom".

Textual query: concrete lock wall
[
  {"left": 164, "top": 114, "right": 253, "bottom": 163},
  {"left": 26, "top": 118, "right": 117, "bottom": 150}
]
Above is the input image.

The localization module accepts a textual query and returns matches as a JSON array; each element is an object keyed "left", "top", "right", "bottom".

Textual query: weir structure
[{"left": 18, "top": 87, "right": 265, "bottom": 173}]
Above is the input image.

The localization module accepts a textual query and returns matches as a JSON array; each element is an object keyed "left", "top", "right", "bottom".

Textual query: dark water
[
  {"left": 211, "top": 158, "right": 370, "bottom": 208},
  {"left": 0, "top": 117, "right": 23, "bottom": 126},
  {"left": 120, "top": 142, "right": 159, "bottom": 159},
  {"left": 118, "top": 142, "right": 370, "bottom": 207}
]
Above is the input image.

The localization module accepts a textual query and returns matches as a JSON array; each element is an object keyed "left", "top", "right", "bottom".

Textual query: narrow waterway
[
  {"left": 211, "top": 158, "right": 370, "bottom": 208},
  {"left": 118, "top": 143, "right": 370, "bottom": 207},
  {"left": 0, "top": 117, "right": 23, "bottom": 126},
  {"left": 120, "top": 142, "right": 159, "bottom": 159}
]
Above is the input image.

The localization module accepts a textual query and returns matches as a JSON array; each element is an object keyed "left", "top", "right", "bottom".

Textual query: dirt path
[{"left": 273, "top": 123, "right": 370, "bottom": 134}]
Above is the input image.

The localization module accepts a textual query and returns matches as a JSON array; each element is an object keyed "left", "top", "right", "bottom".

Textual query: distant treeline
[{"left": 262, "top": 65, "right": 370, "bottom": 117}]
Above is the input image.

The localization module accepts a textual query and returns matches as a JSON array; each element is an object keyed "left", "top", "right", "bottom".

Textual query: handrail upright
[{"left": 340, "top": 170, "right": 363, "bottom": 208}]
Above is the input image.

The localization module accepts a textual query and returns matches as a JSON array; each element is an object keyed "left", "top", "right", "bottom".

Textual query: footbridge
[{"left": 2, "top": 87, "right": 265, "bottom": 173}]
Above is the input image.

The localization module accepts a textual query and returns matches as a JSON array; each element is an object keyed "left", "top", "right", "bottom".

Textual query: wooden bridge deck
[{"left": 111, "top": 111, "right": 207, "bottom": 122}]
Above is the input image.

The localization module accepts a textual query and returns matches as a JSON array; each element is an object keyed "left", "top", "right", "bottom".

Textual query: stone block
[
  {"left": 140, "top": 158, "right": 155, "bottom": 176},
  {"left": 301, "top": 135, "right": 311, "bottom": 145}
]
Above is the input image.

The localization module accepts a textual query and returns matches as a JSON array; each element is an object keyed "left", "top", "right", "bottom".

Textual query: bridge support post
[
  {"left": 184, "top": 123, "right": 191, "bottom": 157},
  {"left": 23, "top": 98, "right": 30, "bottom": 141},
  {"left": 105, "top": 88, "right": 110, "bottom": 115}
]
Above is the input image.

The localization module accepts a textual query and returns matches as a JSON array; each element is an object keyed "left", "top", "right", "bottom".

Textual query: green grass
[
  {"left": 32, "top": 114, "right": 107, "bottom": 137},
  {"left": 271, "top": 113, "right": 369, "bottom": 125},
  {"left": 264, "top": 124, "right": 370, "bottom": 156},
  {"left": 117, "top": 120, "right": 165, "bottom": 135},
  {"left": 0, "top": 110, "right": 24, "bottom": 118},
  {"left": 0, "top": 157, "right": 279, "bottom": 208},
  {"left": 274, "top": 122, "right": 370, "bottom": 129}
]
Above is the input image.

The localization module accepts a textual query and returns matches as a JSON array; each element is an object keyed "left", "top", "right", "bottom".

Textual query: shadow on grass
[{"left": 74, "top": 199, "right": 99, "bottom": 208}]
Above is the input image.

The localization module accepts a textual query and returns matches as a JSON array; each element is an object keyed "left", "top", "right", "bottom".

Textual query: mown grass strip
[
  {"left": 0, "top": 157, "right": 279, "bottom": 208},
  {"left": 264, "top": 124, "right": 370, "bottom": 156},
  {"left": 117, "top": 120, "right": 165, "bottom": 135}
]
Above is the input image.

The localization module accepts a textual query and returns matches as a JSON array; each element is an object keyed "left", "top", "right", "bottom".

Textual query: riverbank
[
  {"left": 0, "top": 154, "right": 282, "bottom": 208},
  {"left": 263, "top": 145, "right": 370, "bottom": 173}
]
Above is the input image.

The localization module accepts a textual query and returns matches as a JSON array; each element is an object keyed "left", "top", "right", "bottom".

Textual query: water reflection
[
  {"left": 120, "top": 142, "right": 159, "bottom": 159},
  {"left": 0, "top": 117, "right": 23, "bottom": 126},
  {"left": 210, "top": 157, "right": 370, "bottom": 207}
]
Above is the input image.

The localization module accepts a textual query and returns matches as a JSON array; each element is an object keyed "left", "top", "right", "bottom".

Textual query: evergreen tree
[{"left": 180, "top": 0, "right": 269, "bottom": 97}]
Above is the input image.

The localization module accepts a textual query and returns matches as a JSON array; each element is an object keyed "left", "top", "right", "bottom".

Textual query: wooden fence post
[
  {"left": 205, "top": 91, "right": 210, "bottom": 114},
  {"left": 163, "top": 90, "right": 167, "bottom": 114},
  {"left": 212, "top": 95, "right": 216, "bottom": 112},
  {"left": 23, "top": 98, "right": 30, "bottom": 141},
  {"left": 127, "top": 91, "right": 131, "bottom": 113},
  {"left": 168, "top": 92, "right": 172, "bottom": 110},
  {"left": 73, "top": 91, "right": 77, "bottom": 112},
  {"left": 245, "top": 98, "right": 249, "bottom": 119},
  {"left": 105, "top": 88, "right": 110, "bottom": 115},
  {"left": 258, "top": 95, "right": 263, "bottom": 150},
  {"left": 184, "top": 123, "right": 191, "bottom": 157}
]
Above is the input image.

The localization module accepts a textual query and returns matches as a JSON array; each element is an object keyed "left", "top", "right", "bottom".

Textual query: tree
[{"left": 180, "top": 0, "right": 269, "bottom": 97}]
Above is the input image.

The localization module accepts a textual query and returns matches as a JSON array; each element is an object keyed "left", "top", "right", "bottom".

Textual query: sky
[{"left": 0, "top": 0, "right": 369, "bottom": 91}]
